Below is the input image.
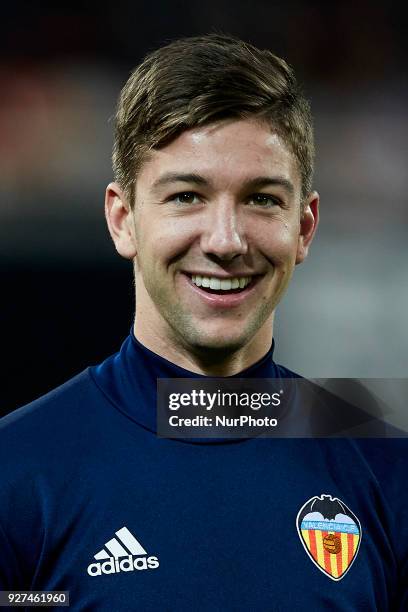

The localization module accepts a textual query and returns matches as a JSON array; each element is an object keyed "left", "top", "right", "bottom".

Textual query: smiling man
[
  {"left": 106, "top": 116, "right": 318, "bottom": 373},
  {"left": 0, "top": 34, "right": 407, "bottom": 611}
]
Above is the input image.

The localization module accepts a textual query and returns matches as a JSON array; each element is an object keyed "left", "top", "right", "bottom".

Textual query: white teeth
[{"left": 191, "top": 275, "right": 252, "bottom": 290}]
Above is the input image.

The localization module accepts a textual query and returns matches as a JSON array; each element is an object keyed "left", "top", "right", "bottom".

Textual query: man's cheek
[{"left": 263, "top": 237, "right": 299, "bottom": 264}]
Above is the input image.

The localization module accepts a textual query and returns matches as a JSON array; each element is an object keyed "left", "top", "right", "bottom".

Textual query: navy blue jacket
[{"left": 0, "top": 333, "right": 407, "bottom": 610}]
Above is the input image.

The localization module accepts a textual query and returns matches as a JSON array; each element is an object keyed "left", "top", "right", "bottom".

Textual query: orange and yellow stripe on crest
[{"left": 301, "top": 529, "right": 359, "bottom": 578}]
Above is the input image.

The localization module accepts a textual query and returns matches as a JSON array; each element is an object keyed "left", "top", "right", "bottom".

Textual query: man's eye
[
  {"left": 249, "top": 194, "right": 280, "bottom": 207},
  {"left": 172, "top": 192, "right": 200, "bottom": 205}
]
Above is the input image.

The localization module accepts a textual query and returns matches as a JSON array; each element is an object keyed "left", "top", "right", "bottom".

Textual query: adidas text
[{"left": 87, "top": 555, "right": 160, "bottom": 576}]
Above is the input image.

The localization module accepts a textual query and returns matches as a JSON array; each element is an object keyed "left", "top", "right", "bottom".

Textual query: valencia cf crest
[{"left": 296, "top": 494, "right": 362, "bottom": 581}]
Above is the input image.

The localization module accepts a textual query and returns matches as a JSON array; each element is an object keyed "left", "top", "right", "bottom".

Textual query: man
[{"left": 0, "top": 34, "right": 406, "bottom": 610}]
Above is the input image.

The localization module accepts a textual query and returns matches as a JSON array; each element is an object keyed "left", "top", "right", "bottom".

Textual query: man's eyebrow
[
  {"left": 151, "top": 173, "right": 210, "bottom": 189},
  {"left": 244, "top": 176, "right": 295, "bottom": 196},
  {"left": 151, "top": 172, "right": 295, "bottom": 196}
]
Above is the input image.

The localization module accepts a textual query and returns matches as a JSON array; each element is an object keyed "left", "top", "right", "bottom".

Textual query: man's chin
[
  {"left": 182, "top": 329, "right": 253, "bottom": 360},
  {"left": 166, "top": 309, "right": 271, "bottom": 362}
]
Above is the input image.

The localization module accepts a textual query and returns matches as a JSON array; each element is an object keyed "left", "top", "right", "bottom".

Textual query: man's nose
[
  {"left": 200, "top": 198, "right": 248, "bottom": 261},
  {"left": 200, "top": 199, "right": 248, "bottom": 260}
]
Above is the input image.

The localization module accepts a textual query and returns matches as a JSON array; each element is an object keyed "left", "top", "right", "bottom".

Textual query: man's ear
[
  {"left": 296, "top": 191, "right": 319, "bottom": 265},
  {"left": 105, "top": 182, "right": 137, "bottom": 260}
]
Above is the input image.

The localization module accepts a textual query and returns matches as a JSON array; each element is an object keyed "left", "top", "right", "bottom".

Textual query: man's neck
[{"left": 133, "top": 320, "right": 274, "bottom": 377}]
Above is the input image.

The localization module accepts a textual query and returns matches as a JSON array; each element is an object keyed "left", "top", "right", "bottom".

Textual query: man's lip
[
  {"left": 180, "top": 273, "right": 263, "bottom": 308},
  {"left": 181, "top": 272, "right": 261, "bottom": 279}
]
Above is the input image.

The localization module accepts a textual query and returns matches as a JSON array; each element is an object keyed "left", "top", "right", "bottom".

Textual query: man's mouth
[{"left": 189, "top": 274, "right": 254, "bottom": 294}]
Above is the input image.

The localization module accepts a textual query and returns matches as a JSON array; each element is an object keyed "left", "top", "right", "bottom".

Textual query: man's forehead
[
  {"left": 188, "top": 121, "right": 283, "bottom": 149},
  {"left": 138, "top": 118, "right": 301, "bottom": 194},
  {"left": 169, "top": 118, "right": 292, "bottom": 159}
]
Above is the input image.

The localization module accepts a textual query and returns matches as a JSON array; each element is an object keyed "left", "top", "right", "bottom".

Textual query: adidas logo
[{"left": 87, "top": 526, "right": 159, "bottom": 577}]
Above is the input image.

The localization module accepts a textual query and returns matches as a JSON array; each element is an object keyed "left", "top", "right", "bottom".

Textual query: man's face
[{"left": 113, "top": 118, "right": 318, "bottom": 357}]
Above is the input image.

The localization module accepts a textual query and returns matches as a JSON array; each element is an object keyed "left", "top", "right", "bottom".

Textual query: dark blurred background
[{"left": 1, "top": 0, "right": 407, "bottom": 416}]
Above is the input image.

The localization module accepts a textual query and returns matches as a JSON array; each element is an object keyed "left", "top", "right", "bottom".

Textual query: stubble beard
[{"left": 142, "top": 271, "right": 274, "bottom": 364}]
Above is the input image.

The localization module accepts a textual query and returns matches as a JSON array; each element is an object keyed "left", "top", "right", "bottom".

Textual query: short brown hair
[{"left": 113, "top": 34, "right": 314, "bottom": 205}]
